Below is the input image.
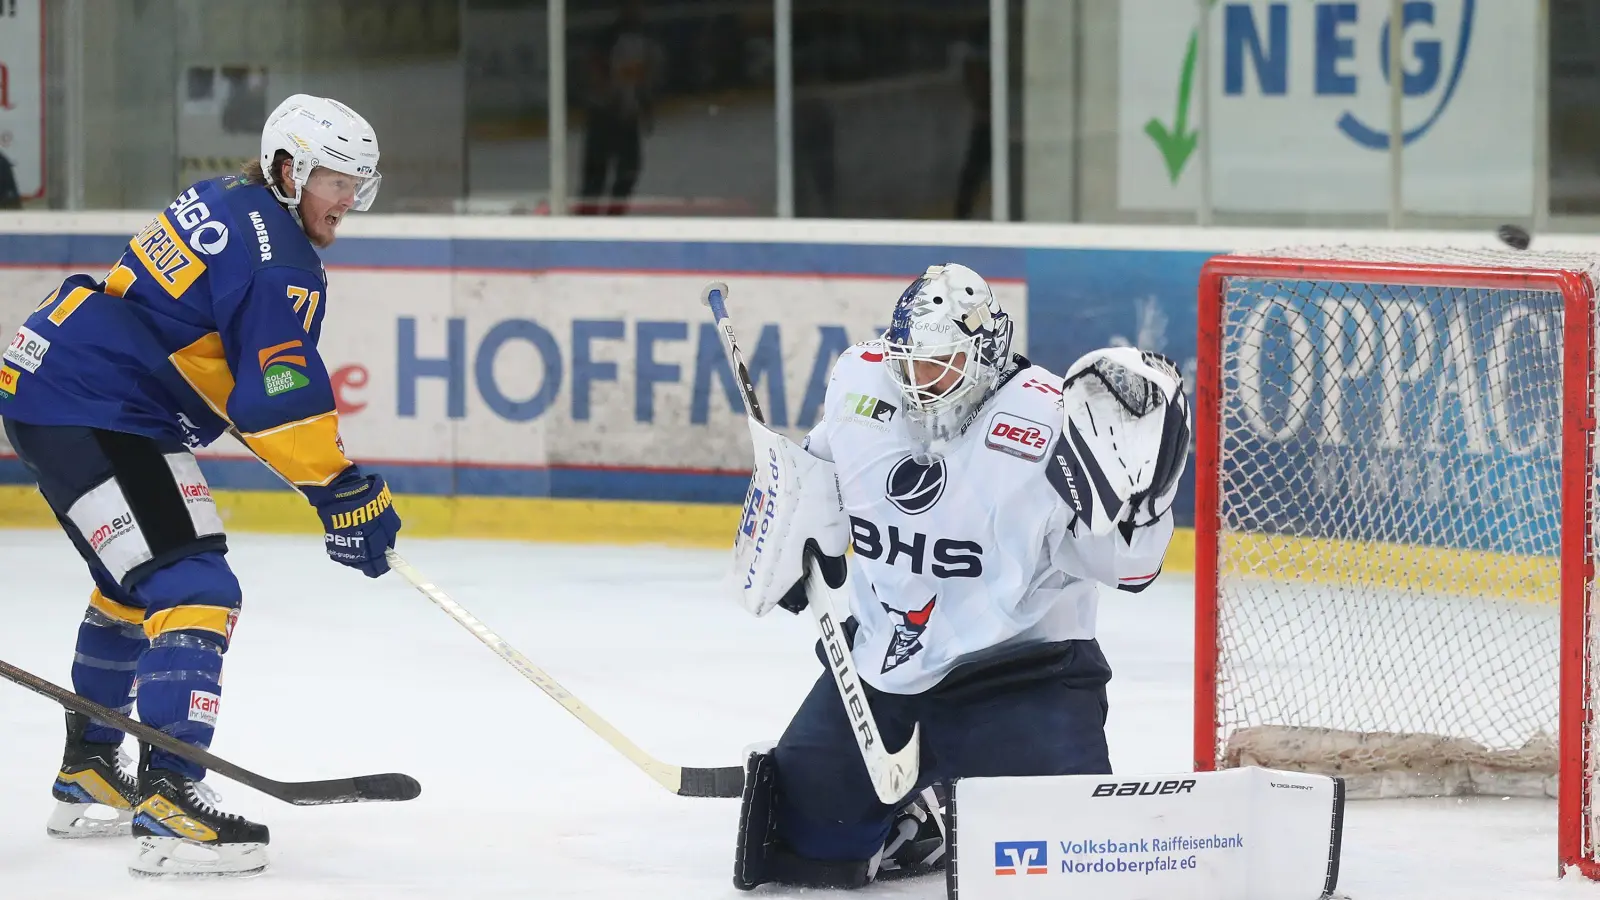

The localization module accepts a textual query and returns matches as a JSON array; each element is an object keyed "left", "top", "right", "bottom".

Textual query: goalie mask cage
[{"left": 1193, "top": 246, "right": 1600, "bottom": 879}]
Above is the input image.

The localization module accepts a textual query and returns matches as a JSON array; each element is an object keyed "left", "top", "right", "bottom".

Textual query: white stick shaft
[
  {"left": 384, "top": 549, "right": 687, "bottom": 795},
  {"left": 702, "top": 280, "right": 920, "bottom": 805},
  {"left": 807, "top": 563, "right": 921, "bottom": 804}
]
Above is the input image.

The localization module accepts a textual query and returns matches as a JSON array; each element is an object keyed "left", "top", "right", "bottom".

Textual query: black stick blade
[
  {"left": 676, "top": 765, "right": 745, "bottom": 798},
  {"left": 0, "top": 657, "right": 421, "bottom": 807},
  {"left": 282, "top": 772, "right": 425, "bottom": 806}
]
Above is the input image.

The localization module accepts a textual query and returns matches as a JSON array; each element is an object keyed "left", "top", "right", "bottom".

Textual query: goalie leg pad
[
  {"left": 733, "top": 743, "right": 779, "bottom": 891},
  {"left": 733, "top": 743, "right": 878, "bottom": 891}
]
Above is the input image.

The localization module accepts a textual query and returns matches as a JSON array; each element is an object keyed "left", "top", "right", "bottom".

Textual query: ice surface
[{"left": 1, "top": 530, "right": 1598, "bottom": 898}]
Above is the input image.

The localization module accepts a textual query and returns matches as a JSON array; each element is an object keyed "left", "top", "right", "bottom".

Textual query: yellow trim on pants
[
  {"left": 88, "top": 588, "right": 144, "bottom": 626},
  {"left": 143, "top": 605, "right": 233, "bottom": 641}
]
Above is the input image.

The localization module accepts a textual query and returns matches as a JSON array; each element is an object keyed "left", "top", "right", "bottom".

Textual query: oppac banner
[{"left": 1217, "top": 275, "right": 1562, "bottom": 555}]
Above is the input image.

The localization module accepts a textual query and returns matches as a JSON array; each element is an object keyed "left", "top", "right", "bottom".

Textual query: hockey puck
[{"left": 1497, "top": 224, "right": 1531, "bottom": 251}]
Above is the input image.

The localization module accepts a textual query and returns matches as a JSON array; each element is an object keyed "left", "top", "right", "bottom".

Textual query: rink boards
[{"left": 0, "top": 214, "right": 1594, "bottom": 577}]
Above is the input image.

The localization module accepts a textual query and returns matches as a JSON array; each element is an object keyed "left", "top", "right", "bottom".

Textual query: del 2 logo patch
[{"left": 984, "top": 412, "right": 1053, "bottom": 462}]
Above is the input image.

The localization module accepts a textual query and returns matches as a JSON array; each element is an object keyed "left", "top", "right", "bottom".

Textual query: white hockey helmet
[
  {"left": 884, "top": 263, "right": 1015, "bottom": 452},
  {"left": 259, "top": 94, "right": 381, "bottom": 212}
]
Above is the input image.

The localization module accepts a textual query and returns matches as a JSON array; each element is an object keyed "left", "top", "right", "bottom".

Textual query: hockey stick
[
  {"left": 223, "top": 429, "right": 741, "bottom": 796},
  {"left": 701, "top": 281, "right": 921, "bottom": 805},
  {"left": 384, "top": 549, "right": 745, "bottom": 798},
  {"left": 0, "top": 657, "right": 420, "bottom": 805}
]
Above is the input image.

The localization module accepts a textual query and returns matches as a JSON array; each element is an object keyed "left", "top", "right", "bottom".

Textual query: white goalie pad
[
  {"left": 726, "top": 417, "right": 850, "bottom": 617},
  {"left": 946, "top": 766, "right": 1344, "bottom": 900}
]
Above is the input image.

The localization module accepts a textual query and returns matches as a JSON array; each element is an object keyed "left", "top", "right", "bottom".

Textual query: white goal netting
[{"left": 1203, "top": 246, "right": 1600, "bottom": 811}]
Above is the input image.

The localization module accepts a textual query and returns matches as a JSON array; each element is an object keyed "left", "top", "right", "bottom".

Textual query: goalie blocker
[{"left": 945, "top": 766, "right": 1344, "bottom": 900}]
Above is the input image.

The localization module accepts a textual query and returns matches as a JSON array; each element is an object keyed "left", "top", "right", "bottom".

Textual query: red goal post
[{"left": 1192, "top": 246, "right": 1599, "bottom": 878}]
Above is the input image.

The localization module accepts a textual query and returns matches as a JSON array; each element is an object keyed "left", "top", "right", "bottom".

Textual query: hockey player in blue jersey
[{"left": 0, "top": 94, "right": 402, "bottom": 877}]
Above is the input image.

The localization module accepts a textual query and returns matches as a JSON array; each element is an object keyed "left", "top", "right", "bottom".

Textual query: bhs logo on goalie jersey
[
  {"left": 880, "top": 596, "right": 936, "bottom": 673},
  {"left": 851, "top": 517, "right": 982, "bottom": 578}
]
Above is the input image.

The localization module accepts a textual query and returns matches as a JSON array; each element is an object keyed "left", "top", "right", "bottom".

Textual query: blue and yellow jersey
[{"left": 0, "top": 175, "right": 353, "bottom": 491}]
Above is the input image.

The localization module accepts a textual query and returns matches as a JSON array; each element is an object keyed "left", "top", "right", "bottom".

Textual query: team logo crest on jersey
[
  {"left": 886, "top": 455, "right": 946, "bottom": 515},
  {"left": 880, "top": 596, "right": 936, "bottom": 673}
]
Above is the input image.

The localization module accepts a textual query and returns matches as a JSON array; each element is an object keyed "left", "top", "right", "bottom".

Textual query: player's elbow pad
[{"left": 725, "top": 417, "right": 849, "bottom": 617}]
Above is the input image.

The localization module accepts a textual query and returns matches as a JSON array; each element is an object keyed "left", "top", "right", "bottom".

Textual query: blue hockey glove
[{"left": 306, "top": 468, "right": 402, "bottom": 578}]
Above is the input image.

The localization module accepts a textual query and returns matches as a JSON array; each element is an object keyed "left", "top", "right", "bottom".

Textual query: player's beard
[{"left": 301, "top": 211, "right": 341, "bottom": 248}]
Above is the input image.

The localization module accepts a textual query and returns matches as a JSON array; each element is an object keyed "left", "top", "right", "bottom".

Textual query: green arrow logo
[{"left": 1143, "top": 1, "right": 1217, "bottom": 185}]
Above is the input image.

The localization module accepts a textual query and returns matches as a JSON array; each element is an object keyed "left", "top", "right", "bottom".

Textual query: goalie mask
[{"left": 885, "top": 264, "right": 1014, "bottom": 457}]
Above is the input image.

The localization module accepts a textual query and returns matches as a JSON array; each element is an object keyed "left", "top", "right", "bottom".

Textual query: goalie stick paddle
[
  {"left": 701, "top": 281, "right": 921, "bottom": 806},
  {"left": 0, "top": 657, "right": 421, "bottom": 805},
  {"left": 384, "top": 550, "right": 745, "bottom": 799}
]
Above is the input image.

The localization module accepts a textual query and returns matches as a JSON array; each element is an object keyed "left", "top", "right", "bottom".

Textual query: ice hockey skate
[
  {"left": 47, "top": 711, "right": 139, "bottom": 839},
  {"left": 129, "top": 763, "right": 270, "bottom": 878},
  {"left": 874, "top": 785, "right": 947, "bottom": 881}
]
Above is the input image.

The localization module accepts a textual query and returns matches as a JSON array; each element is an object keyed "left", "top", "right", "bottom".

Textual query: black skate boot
[
  {"left": 129, "top": 752, "right": 270, "bottom": 878},
  {"left": 48, "top": 711, "right": 139, "bottom": 839},
  {"left": 875, "top": 784, "right": 948, "bottom": 881}
]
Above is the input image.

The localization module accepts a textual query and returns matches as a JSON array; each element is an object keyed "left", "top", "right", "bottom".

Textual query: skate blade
[
  {"left": 46, "top": 801, "right": 132, "bottom": 839},
  {"left": 129, "top": 835, "right": 268, "bottom": 878}
]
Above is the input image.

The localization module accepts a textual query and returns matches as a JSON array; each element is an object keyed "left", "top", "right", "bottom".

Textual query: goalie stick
[
  {"left": 384, "top": 549, "right": 745, "bottom": 798},
  {"left": 0, "top": 656, "right": 420, "bottom": 805},
  {"left": 701, "top": 281, "right": 921, "bottom": 806}
]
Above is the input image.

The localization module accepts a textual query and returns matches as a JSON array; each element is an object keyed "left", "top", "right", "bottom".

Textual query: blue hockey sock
[
  {"left": 134, "top": 633, "right": 225, "bottom": 780},
  {"left": 129, "top": 552, "right": 242, "bottom": 780},
  {"left": 71, "top": 591, "right": 148, "bottom": 745}
]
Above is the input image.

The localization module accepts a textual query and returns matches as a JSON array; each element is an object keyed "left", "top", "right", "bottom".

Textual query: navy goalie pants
[
  {"left": 4, "top": 419, "right": 239, "bottom": 781},
  {"left": 771, "top": 636, "right": 1114, "bottom": 863}
]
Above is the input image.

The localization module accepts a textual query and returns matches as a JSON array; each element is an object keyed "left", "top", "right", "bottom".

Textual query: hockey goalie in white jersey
[{"left": 729, "top": 263, "right": 1190, "bottom": 890}]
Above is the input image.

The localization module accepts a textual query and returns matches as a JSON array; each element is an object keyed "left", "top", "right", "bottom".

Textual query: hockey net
[{"left": 1195, "top": 245, "right": 1600, "bottom": 876}]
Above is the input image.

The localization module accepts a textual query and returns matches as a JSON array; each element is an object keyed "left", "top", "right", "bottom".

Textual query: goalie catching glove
[
  {"left": 1047, "top": 347, "right": 1190, "bottom": 536},
  {"left": 727, "top": 417, "right": 850, "bottom": 617}
]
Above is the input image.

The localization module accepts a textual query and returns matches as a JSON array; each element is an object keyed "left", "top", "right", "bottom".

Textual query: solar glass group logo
[{"left": 994, "top": 840, "right": 1048, "bottom": 876}]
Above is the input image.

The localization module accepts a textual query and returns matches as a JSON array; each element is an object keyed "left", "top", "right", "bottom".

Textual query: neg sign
[{"left": 1119, "top": 0, "right": 1534, "bottom": 217}]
